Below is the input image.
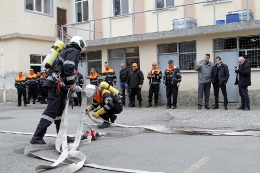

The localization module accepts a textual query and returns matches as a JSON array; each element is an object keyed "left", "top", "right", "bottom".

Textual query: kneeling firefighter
[
  {"left": 30, "top": 36, "right": 87, "bottom": 144},
  {"left": 85, "top": 82, "right": 123, "bottom": 129}
]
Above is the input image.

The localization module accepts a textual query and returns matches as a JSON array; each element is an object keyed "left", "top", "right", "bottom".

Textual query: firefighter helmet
[
  {"left": 69, "top": 36, "right": 87, "bottom": 50},
  {"left": 84, "top": 84, "right": 98, "bottom": 97}
]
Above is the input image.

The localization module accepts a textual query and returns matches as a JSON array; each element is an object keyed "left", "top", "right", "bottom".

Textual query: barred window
[
  {"left": 158, "top": 43, "right": 177, "bottom": 54},
  {"left": 179, "top": 41, "right": 196, "bottom": 70},
  {"left": 109, "top": 47, "right": 140, "bottom": 69},
  {"left": 86, "top": 51, "right": 102, "bottom": 75},
  {"left": 214, "top": 38, "right": 237, "bottom": 50},
  {"left": 239, "top": 35, "right": 260, "bottom": 68}
]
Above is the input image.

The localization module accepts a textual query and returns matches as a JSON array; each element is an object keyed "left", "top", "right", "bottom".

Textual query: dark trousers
[
  {"left": 166, "top": 84, "right": 178, "bottom": 107},
  {"left": 120, "top": 82, "right": 130, "bottom": 105},
  {"left": 73, "top": 92, "right": 82, "bottom": 105},
  {"left": 213, "top": 83, "right": 228, "bottom": 106},
  {"left": 33, "top": 88, "right": 66, "bottom": 138},
  {"left": 39, "top": 86, "right": 48, "bottom": 103},
  {"left": 100, "top": 102, "right": 123, "bottom": 121},
  {"left": 148, "top": 84, "right": 160, "bottom": 104},
  {"left": 239, "top": 86, "right": 250, "bottom": 108},
  {"left": 28, "top": 85, "right": 37, "bottom": 102},
  {"left": 129, "top": 88, "right": 142, "bottom": 106},
  {"left": 17, "top": 89, "right": 27, "bottom": 105},
  {"left": 198, "top": 82, "right": 211, "bottom": 107}
]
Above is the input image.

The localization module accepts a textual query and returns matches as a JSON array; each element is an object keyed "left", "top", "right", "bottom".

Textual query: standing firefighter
[
  {"left": 38, "top": 69, "right": 48, "bottom": 104},
  {"left": 26, "top": 69, "right": 38, "bottom": 104},
  {"left": 101, "top": 62, "right": 117, "bottom": 88},
  {"left": 163, "top": 60, "right": 181, "bottom": 109},
  {"left": 85, "top": 84, "right": 123, "bottom": 129},
  {"left": 147, "top": 62, "right": 162, "bottom": 108},
  {"left": 89, "top": 68, "right": 99, "bottom": 86},
  {"left": 15, "top": 71, "right": 27, "bottom": 107},
  {"left": 73, "top": 70, "right": 84, "bottom": 106},
  {"left": 30, "top": 36, "right": 87, "bottom": 144}
]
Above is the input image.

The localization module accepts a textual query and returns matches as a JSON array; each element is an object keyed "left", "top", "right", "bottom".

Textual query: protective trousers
[
  {"left": 166, "top": 84, "right": 178, "bottom": 107},
  {"left": 148, "top": 83, "right": 159, "bottom": 104},
  {"left": 28, "top": 85, "right": 37, "bottom": 103},
  {"left": 33, "top": 88, "right": 66, "bottom": 138},
  {"left": 100, "top": 102, "right": 122, "bottom": 121},
  {"left": 17, "top": 89, "right": 27, "bottom": 105}
]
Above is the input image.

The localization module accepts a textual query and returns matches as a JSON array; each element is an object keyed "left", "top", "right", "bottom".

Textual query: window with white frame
[
  {"left": 75, "top": 0, "right": 89, "bottom": 22},
  {"left": 155, "top": 0, "right": 174, "bottom": 9},
  {"left": 113, "top": 0, "right": 129, "bottom": 16},
  {"left": 30, "top": 55, "right": 46, "bottom": 73},
  {"left": 25, "top": 0, "right": 52, "bottom": 16}
]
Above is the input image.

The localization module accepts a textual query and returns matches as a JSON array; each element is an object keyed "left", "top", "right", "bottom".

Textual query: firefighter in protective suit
[
  {"left": 30, "top": 36, "right": 87, "bottom": 144},
  {"left": 85, "top": 84, "right": 123, "bottom": 129}
]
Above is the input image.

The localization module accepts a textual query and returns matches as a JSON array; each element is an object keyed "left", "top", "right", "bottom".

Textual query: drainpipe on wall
[
  {"left": 1, "top": 47, "right": 6, "bottom": 104},
  {"left": 246, "top": 0, "right": 249, "bottom": 21}
]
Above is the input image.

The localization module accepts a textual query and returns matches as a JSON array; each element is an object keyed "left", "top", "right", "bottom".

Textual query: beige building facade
[{"left": 0, "top": 0, "right": 260, "bottom": 106}]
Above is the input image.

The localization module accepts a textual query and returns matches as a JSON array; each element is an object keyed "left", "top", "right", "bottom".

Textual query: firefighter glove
[
  {"left": 92, "top": 108, "right": 106, "bottom": 119},
  {"left": 69, "top": 84, "right": 82, "bottom": 92},
  {"left": 85, "top": 106, "right": 93, "bottom": 115}
]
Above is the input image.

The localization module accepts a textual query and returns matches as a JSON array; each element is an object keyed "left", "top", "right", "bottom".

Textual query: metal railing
[
  {"left": 60, "top": 0, "right": 251, "bottom": 41},
  {"left": 55, "top": 24, "right": 72, "bottom": 42}
]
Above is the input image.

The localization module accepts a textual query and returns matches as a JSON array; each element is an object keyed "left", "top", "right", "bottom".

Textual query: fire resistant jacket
[
  {"left": 90, "top": 73, "right": 98, "bottom": 86},
  {"left": 101, "top": 67, "right": 117, "bottom": 85},
  {"left": 26, "top": 73, "right": 38, "bottom": 86},
  {"left": 15, "top": 75, "right": 27, "bottom": 90},
  {"left": 91, "top": 89, "right": 122, "bottom": 112},
  {"left": 147, "top": 68, "right": 162, "bottom": 84}
]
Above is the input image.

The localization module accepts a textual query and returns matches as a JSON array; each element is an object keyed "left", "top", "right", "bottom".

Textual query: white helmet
[
  {"left": 84, "top": 84, "right": 98, "bottom": 97},
  {"left": 70, "top": 36, "right": 87, "bottom": 50}
]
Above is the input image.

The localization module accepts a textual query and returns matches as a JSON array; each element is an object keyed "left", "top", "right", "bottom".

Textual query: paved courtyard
[{"left": 0, "top": 102, "right": 260, "bottom": 173}]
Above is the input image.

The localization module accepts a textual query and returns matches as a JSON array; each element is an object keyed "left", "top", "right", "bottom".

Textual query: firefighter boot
[
  {"left": 98, "top": 121, "right": 110, "bottom": 129},
  {"left": 110, "top": 114, "right": 117, "bottom": 123},
  {"left": 30, "top": 136, "right": 46, "bottom": 144}
]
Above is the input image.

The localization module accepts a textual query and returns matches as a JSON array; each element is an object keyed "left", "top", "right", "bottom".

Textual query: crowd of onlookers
[{"left": 15, "top": 53, "right": 251, "bottom": 111}]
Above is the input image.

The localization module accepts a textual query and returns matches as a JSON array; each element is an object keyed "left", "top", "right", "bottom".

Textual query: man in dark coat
[
  {"left": 126, "top": 63, "right": 144, "bottom": 108},
  {"left": 235, "top": 57, "right": 251, "bottom": 111},
  {"left": 211, "top": 56, "right": 229, "bottom": 110}
]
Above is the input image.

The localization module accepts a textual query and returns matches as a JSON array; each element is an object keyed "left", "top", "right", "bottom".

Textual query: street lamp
[{"left": 1, "top": 47, "right": 6, "bottom": 104}]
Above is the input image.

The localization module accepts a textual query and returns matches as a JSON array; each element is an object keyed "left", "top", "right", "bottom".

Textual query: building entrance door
[
  {"left": 214, "top": 51, "right": 239, "bottom": 102},
  {"left": 57, "top": 8, "right": 67, "bottom": 38},
  {"left": 158, "top": 54, "right": 179, "bottom": 104}
]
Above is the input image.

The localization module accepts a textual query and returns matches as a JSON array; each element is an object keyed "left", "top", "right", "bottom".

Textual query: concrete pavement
[{"left": 0, "top": 102, "right": 259, "bottom": 173}]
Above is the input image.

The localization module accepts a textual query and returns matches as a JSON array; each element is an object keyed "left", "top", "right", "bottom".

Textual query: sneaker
[
  {"left": 110, "top": 115, "right": 117, "bottom": 123},
  {"left": 205, "top": 106, "right": 210, "bottom": 109},
  {"left": 98, "top": 121, "right": 110, "bottom": 129},
  {"left": 30, "top": 137, "right": 46, "bottom": 144},
  {"left": 67, "top": 136, "right": 75, "bottom": 143}
]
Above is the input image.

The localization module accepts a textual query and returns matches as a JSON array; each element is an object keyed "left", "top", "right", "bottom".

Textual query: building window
[
  {"left": 155, "top": 0, "right": 174, "bottom": 9},
  {"left": 113, "top": 0, "right": 129, "bottom": 16},
  {"left": 86, "top": 51, "right": 102, "bottom": 75},
  {"left": 239, "top": 35, "right": 260, "bottom": 68},
  {"left": 213, "top": 38, "right": 237, "bottom": 50},
  {"left": 109, "top": 47, "right": 140, "bottom": 69},
  {"left": 25, "top": 0, "right": 53, "bottom": 16},
  {"left": 158, "top": 43, "right": 177, "bottom": 54},
  {"left": 75, "top": 0, "right": 89, "bottom": 22},
  {"left": 179, "top": 41, "right": 196, "bottom": 70},
  {"left": 30, "top": 55, "right": 46, "bottom": 73}
]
